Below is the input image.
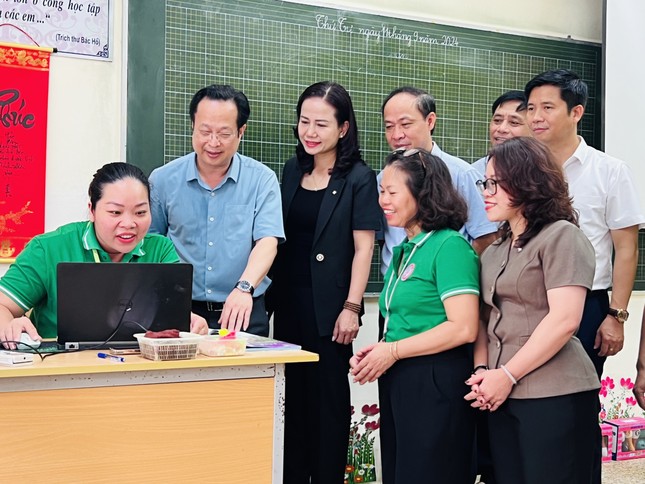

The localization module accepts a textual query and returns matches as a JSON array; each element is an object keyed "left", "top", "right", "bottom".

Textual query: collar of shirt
[
  {"left": 81, "top": 221, "right": 145, "bottom": 262},
  {"left": 430, "top": 141, "right": 443, "bottom": 158},
  {"left": 392, "top": 230, "right": 434, "bottom": 263},
  {"left": 563, "top": 136, "right": 588, "bottom": 169},
  {"left": 187, "top": 152, "right": 242, "bottom": 188}
]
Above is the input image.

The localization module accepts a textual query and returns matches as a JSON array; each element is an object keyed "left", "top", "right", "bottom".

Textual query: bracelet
[
  {"left": 472, "top": 364, "right": 489, "bottom": 374},
  {"left": 343, "top": 300, "right": 362, "bottom": 314},
  {"left": 388, "top": 341, "right": 398, "bottom": 361},
  {"left": 500, "top": 364, "right": 518, "bottom": 385}
]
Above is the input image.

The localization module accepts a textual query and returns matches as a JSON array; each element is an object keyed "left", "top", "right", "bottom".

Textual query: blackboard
[{"left": 127, "top": 0, "right": 602, "bottom": 292}]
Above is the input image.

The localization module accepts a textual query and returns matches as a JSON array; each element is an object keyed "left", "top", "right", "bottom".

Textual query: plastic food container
[
  {"left": 134, "top": 332, "right": 204, "bottom": 361},
  {"left": 198, "top": 336, "right": 247, "bottom": 357}
]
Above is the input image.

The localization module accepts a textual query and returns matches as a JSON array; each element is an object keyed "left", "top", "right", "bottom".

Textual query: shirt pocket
[
  {"left": 223, "top": 204, "right": 253, "bottom": 243},
  {"left": 572, "top": 194, "right": 605, "bottom": 233}
]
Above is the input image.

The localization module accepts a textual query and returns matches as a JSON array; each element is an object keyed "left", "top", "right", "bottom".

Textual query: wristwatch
[
  {"left": 608, "top": 307, "right": 629, "bottom": 323},
  {"left": 235, "top": 280, "right": 255, "bottom": 296}
]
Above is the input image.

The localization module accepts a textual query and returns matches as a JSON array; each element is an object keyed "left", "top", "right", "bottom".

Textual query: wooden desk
[{"left": 0, "top": 350, "right": 318, "bottom": 483}]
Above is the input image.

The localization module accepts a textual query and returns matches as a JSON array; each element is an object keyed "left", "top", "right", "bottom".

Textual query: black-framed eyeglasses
[
  {"left": 390, "top": 148, "right": 426, "bottom": 176},
  {"left": 476, "top": 178, "right": 503, "bottom": 195}
]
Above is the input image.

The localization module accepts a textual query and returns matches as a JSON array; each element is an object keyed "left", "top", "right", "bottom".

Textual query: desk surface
[{"left": 0, "top": 348, "right": 318, "bottom": 378}]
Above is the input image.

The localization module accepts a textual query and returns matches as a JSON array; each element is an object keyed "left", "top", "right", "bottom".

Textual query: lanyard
[
  {"left": 91, "top": 249, "right": 101, "bottom": 263},
  {"left": 382, "top": 230, "right": 433, "bottom": 338}
]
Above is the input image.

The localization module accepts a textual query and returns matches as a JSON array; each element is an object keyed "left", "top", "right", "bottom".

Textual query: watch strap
[
  {"left": 608, "top": 307, "right": 629, "bottom": 323},
  {"left": 235, "top": 280, "right": 255, "bottom": 296}
]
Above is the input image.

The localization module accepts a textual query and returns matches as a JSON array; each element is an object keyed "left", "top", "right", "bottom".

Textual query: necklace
[{"left": 309, "top": 169, "right": 331, "bottom": 191}]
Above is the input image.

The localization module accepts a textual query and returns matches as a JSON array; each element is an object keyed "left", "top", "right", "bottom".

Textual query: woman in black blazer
[{"left": 271, "top": 81, "right": 381, "bottom": 483}]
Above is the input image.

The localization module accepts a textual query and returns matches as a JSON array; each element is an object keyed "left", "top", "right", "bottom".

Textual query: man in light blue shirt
[
  {"left": 472, "top": 90, "right": 531, "bottom": 178},
  {"left": 149, "top": 85, "right": 284, "bottom": 336},
  {"left": 379, "top": 86, "right": 498, "bottom": 277}
]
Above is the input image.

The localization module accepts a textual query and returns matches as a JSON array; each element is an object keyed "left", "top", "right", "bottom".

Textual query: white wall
[
  {"left": 605, "top": 0, "right": 645, "bottom": 214},
  {"left": 43, "top": 0, "right": 125, "bottom": 230},
  {"left": 602, "top": 0, "right": 645, "bottom": 386}
]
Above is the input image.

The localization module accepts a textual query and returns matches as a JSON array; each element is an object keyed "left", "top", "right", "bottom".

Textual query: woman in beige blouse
[{"left": 464, "top": 137, "right": 600, "bottom": 484}]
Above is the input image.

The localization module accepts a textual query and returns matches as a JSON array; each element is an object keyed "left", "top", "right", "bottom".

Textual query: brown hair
[
  {"left": 489, "top": 137, "right": 577, "bottom": 247},
  {"left": 384, "top": 148, "right": 467, "bottom": 233}
]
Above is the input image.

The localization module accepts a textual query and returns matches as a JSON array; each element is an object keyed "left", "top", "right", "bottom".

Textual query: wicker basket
[{"left": 134, "top": 332, "right": 203, "bottom": 361}]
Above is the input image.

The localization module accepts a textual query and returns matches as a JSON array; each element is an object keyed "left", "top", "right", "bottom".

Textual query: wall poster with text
[
  {"left": 0, "top": 42, "right": 50, "bottom": 262},
  {"left": 0, "top": 1, "right": 111, "bottom": 60}
]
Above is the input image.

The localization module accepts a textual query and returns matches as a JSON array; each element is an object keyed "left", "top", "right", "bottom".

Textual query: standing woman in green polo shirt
[
  {"left": 0, "top": 162, "right": 207, "bottom": 349},
  {"left": 350, "top": 148, "right": 480, "bottom": 483}
]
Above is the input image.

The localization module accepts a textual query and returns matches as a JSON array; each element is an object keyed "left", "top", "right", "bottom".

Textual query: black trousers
[
  {"left": 191, "top": 294, "right": 269, "bottom": 336},
  {"left": 381, "top": 313, "right": 494, "bottom": 483},
  {"left": 488, "top": 390, "right": 600, "bottom": 484},
  {"left": 274, "top": 285, "right": 352, "bottom": 484},
  {"left": 576, "top": 289, "right": 610, "bottom": 378},
  {"left": 378, "top": 346, "right": 475, "bottom": 484}
]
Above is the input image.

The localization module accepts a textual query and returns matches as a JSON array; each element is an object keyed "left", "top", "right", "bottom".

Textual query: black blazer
[{"left": 271, "top": 156, "right": 382, "bottom": 337}]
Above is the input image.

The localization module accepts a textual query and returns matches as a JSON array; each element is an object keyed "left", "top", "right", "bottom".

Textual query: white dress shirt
[{"left": 563, "top": 137, "right": 645, "bottom": 290}]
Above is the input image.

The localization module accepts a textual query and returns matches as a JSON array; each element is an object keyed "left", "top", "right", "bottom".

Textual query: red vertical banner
[{"left": 0, "top": 43, "right": 50, "bottom": 262}]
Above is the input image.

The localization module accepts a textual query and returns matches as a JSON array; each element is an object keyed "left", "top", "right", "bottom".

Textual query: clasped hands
[
  {"left": 464, "top": 368, "right": 514, "bottom": 412},
  {"left": 349, "top": 341, "right": 396, "bottom": 384}
]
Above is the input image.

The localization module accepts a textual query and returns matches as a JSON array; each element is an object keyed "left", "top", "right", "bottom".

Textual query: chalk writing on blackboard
[{"left": 315, "top": 15, "right": 459, "bottom": 47}]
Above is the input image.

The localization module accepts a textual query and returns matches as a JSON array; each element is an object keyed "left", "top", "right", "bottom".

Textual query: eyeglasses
[
  {"left": 390, "top": 148, "right": 426, "bottom": 176},
  {"left": 196, "top": 130, "right": 237, "bottom": 143},
  {"left": 476, "top": 178, "right": 503, "bottom": 195},
  {"left": 391, "top": 147, "right": 422, "bottom": 158}
]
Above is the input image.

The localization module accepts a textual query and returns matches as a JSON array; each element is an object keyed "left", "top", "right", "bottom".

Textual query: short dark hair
[
  {"left": 294, "top": 81, "right": 363, "bottom": 175},
  {"left": 489, "top": 137, "right": 577, "bottom": 248},
  {"left": 189, "top": 84, "right": 250, "bottom": 130},
  {"left": 384, "top": 148, "right": 467, "bottom": 232},
  {"left": 492, "top": 90, "right": 527, "bottom": 114},
  {"left": 381, "top": 86, "right": 437, "bottom": 134},
  {"left": 524, "top": 69, "right": 588, "bottom": 112},
  {"left": 381, "top": 86, "right": 436, "bottom": 118},
  {"left": 88, "top": 162, "right": 150, "bottom": 210}
]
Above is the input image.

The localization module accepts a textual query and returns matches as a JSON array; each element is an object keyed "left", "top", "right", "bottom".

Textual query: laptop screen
[{"left": 56, "top": 263, "right": 193, "bottom": 349}]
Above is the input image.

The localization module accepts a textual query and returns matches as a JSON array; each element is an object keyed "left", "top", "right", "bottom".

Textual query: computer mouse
[{"left": 17, "top": 332, "right": 41, "bottom": 350}]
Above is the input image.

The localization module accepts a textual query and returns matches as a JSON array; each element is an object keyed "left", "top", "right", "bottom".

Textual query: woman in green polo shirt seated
[
  {"left": 0, "top": 162, "right": 208, "bottom": 349},
  {"left": 350, "top": 148, "right": 480, "bottom": 483}
]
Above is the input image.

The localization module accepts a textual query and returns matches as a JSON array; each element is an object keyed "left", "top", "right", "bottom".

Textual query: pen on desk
[{"left": 97, "top": 352, "right": 125, "bottom": 363}]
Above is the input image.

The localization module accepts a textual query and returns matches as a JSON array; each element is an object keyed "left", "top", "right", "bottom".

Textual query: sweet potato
[{"left": 144, "top": 329, "right": 181, "bottom": 339}]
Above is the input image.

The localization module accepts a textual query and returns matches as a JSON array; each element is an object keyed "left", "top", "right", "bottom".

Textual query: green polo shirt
[
  {"left": 0, "top": 221, "right": 180, "bottom": 338},
  {"left": 380, "top": 229, "right": 480, "bottom": 342}
]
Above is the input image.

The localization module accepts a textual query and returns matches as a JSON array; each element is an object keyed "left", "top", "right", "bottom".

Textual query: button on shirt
[
  {"left": 379, "top": 143, "right": 497, "bottom": 274},
  {"left": 149, "top": 152, "right": 285, "bottom": 301},
  {"left": 480, "top": 220, "right": 599, "bottom": 399},
  {"left": 563, "top": 137, "right": 645, "bottom": 290}
]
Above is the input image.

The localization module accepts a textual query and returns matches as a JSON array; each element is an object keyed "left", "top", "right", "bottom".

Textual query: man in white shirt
[
  {"left": 525, "top": 69, "right": 644, "bottom": 377},
  {"left": 472, "top": 90, "right": 532, "bottom": 178}
]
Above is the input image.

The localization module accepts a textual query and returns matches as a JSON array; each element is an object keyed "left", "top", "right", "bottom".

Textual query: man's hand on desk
[{"left": 220, "top": 290, "right": 253, "bottom": 332}]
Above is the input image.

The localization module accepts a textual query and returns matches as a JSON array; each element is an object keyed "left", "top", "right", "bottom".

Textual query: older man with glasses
[{"left": 149, "top": 84, "right": 284, "bottom": 337}]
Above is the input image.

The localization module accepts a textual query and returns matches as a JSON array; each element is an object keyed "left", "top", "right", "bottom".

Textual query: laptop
[{"left": 56, "top": 263, "right": 193, "bottom": 349}]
